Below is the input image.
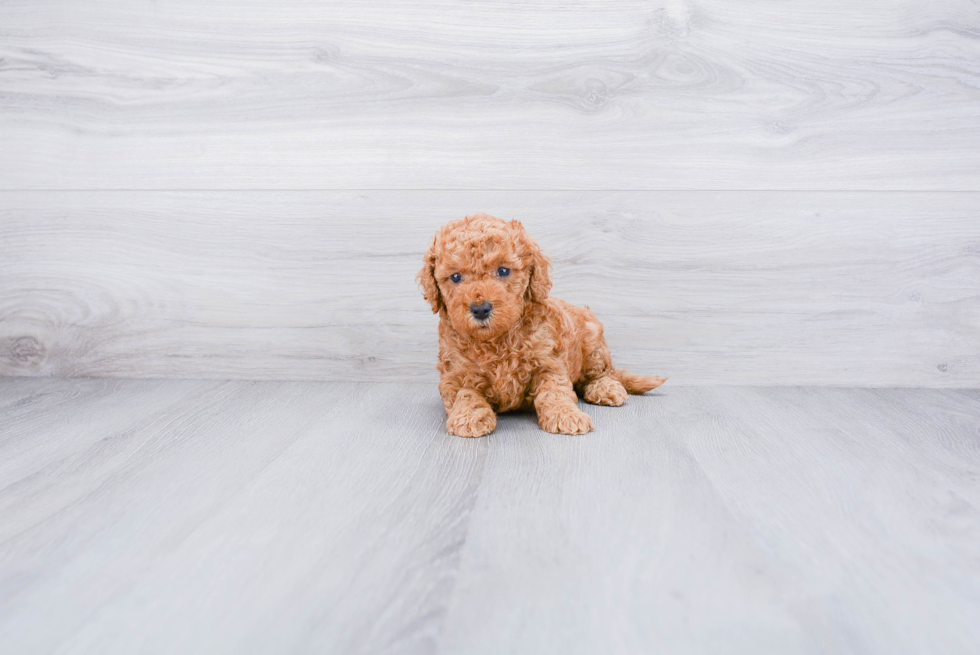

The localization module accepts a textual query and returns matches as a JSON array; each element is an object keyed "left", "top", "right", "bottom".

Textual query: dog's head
[{"left": 417, "top": 213, "right": 551, "bottom": 339}]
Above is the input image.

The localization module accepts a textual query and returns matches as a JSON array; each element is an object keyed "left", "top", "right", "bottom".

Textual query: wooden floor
[{"left": 1, "top": 378, "right": 977, "bottom": 654}]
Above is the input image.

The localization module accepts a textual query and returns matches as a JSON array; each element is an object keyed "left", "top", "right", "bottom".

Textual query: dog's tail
[{"left": 613, "top": 369, "right": 667, "bottom": 394}]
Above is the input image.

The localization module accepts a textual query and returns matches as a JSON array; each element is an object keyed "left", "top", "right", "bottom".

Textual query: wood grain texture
[
  {"left": 1, "top": 190, "right": 977, "bottom": 386},
  {"left": 1, "top": 379, "right": 978, "bottom": 653},
  {"left": 438, "top": 386, "right": 980, "bottom": 655},
  {"left": 0, "top": 378, "right": 486, "bottom": 654},
  {"left": 1, "top": 1, "right": 979, "bottom": 190}
]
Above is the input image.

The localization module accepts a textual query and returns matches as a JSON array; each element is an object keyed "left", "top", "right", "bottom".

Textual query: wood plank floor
[{"left": 1, "top": 378, "right": 977, "bottom": 654}]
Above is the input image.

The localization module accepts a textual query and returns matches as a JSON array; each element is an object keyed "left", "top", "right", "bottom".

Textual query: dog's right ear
[
  {"left": 416, "top": 236, "right": 443, "bottom": 314},
  {"left": 509, "top": 220, "right": 552, "bottom": 303}
]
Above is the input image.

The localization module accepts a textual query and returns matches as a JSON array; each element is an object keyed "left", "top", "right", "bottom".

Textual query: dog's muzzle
[{"left": 470, "top": 301, "right": 493, "bottom": 322}]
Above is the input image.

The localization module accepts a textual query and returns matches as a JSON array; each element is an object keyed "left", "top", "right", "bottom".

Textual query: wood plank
[
  {"left": 0, "top": 379, "right": 486, "bottom": 654},
  {"left": 439, "top": 386, "right": 980, "bottom": 654},
  {"left": 1, "top": 1, "right": 978, "bottom": 189},
  {"left": 1, "top": 380, "right": 977, "bottom": 652},
  {"left": 439, "top": 391, "right": 813, "bottom": 654},
  {"left": 1, "top": 190, "right": 977, "bottom": 386},
  {"left": 686, "top": 387, "right": 980, "bottom": 653},
  {"left": 0, "top": 378, "right": 222, "bottom": 500}
]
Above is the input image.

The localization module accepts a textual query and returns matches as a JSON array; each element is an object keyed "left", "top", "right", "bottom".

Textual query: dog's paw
[
  {"left": 583, "top": 376, "right": 628, "bottom": 407},
  {"left": 538, "top": 405, "right": 594, "bottom": 435},
  {"left": 447, "top": 405, "right": 497, "bottom": 438}
]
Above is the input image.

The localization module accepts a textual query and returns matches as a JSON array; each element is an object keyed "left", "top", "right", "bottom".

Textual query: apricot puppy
[{"left": 417, "top": 213, "right": 666, "bottom": 437}]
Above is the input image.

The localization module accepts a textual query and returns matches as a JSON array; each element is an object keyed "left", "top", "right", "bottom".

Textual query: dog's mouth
[
  {"left": 470, "top": 316, "right": 495, "bottom": 334},
  {"left": 471, "top": 313, "right": 493, "bottom": 328}
]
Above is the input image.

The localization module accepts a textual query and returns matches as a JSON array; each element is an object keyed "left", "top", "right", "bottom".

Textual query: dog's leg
[
  {"left": 533, "top": 371, "right": 593, "bottom": 435},
  {"left": 582, "top": 375, "right": 628, "bottom": 406},
  {"left": 445, "top": 388, "right": 497, "bottom": 438},
  {"left": 574, "top": 316, "right": 628, "bottom": 407},
  {"left": 576, "top": 312, "right": 665, "bottom": 402},
  {"left": 576, "top": 334, "right": 627, "bottom": 406}
]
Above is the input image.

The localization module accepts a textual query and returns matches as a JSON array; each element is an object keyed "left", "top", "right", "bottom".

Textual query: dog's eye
[
  {"left": 450, "top": 273, "right": 462, "bottom": 283},
  {"left": 496, "top": 267, "right": 511, "bottom": 278}
]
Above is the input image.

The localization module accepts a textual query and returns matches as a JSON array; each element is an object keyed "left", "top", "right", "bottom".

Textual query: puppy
[{"left": 417, "top": 213, "right": 665, "bottom": 437}]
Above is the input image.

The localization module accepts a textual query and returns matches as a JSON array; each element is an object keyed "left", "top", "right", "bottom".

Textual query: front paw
[
  {"left": 447, "top": 405, "right": 497, "bottom": 438},
  {"left": 538, "top": 405, "right": 594, "bottom": 435}
]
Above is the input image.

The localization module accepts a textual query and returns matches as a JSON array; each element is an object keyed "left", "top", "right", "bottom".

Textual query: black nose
[{"left": 470, "top": 301, "right": 493, "bottom": 321}]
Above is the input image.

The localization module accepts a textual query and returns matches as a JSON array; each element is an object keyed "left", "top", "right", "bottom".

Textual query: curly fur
[{"left": 418, "top": 213, "right": 666, "bottom": 437}]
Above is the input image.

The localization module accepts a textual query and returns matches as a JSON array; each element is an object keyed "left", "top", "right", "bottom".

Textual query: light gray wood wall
[
  {"left": 1, "top": 191, "right": 977, "bottom": 385},
  {"left": 2, "top": 0, "right": 979, "bottom": 190},
  {"left": 1, "top": 1, "right": 978, "bottom": 385}
]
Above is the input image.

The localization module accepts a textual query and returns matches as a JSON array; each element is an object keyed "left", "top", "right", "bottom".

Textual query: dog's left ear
[
  {"left": 510, "top": 220, "right": 552, "bottom": 303},
  {"left": 416, "top": 235, "right": 443, "bottom": 314}
]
